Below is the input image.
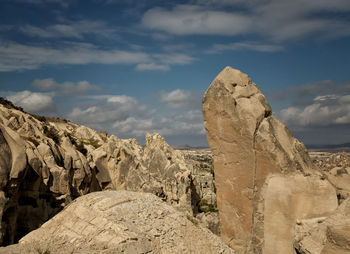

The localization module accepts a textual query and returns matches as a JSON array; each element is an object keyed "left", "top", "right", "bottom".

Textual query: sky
[{"left": 0, "top": 0, "right": 350, "bottom": 146}]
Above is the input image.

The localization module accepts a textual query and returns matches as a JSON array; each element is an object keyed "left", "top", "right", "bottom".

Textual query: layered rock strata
[
  {"left": 0, "top": 190, "right": 234, "bottom": 254},
  {"left": 202, "top": 67, "right": 338, "bottom": 253},
  {"left": 294, "top": 197, "right": 350, "bottom": 254}
]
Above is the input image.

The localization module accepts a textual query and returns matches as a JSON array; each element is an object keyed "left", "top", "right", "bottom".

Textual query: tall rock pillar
[{"left": 202, "top": 67, "right": 337, "bottom": 253}]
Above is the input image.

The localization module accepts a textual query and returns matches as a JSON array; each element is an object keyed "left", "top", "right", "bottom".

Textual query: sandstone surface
[
  {"left": 311, "top": 152, "right": 350, "bottom": 202},
  {"left": 91, "top": 133, "right": 194, "bottom": 215},
  {"left": 202, "top": 66, "right": 338, "bottom": 253},
  {"left": 0, "top": 190, "right": 234, "bottom": 254},
  {"left": 294, "top": 196, "right": 350, "bottom": 254}
]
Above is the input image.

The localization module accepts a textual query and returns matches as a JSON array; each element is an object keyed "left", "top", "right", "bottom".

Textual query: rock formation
[
  {"left": 181, "top": 149, "right": 220, "bottom": 234},
  {"left": 90, "top": 133, "right": 195, "bottom": 215},
  {"left": 0, "top": 99, "right": 201, "bottom": 246},
  {"left": 291, "top": 152, "right": 350, "bottom": 254},
  {"left": 202, "top": 67, "right": 338, "bottom": 253},
  {"left": 294, "top": 196, "right": 350, "bottom": 254},
  {"left": 0, "top": 190, "right": 234, "bottom": 254},
  {"left": 312, "top": 152, "right": 350, "bottom": 202}
]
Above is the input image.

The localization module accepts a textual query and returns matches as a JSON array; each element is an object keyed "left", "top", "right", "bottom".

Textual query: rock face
[
  {"left": 0, "top": 100, "right": 200, "bottom": 246},
  {"left": 182, "top": 149, "right": 216, "bottom": 209},
  {"left": 181, "top": 149, "right": 219, "bottom": 234},
  {"left": 202, "top": 67, "right": 338, "bottom": 253},
  {"left": 0, "top": 190, "right": 234, "bottom": 254},
  {"left": 91, "top": 133, "right": 194, "bottom": 216},
  {"left": 294, "top": 197, "right": 350, "bottom": 254},
  {"left": 311, "top": 152, "right": 350, "bottom": 202},
  {"left": 293, "top": 152, "right": 350, "bottom": 254}
]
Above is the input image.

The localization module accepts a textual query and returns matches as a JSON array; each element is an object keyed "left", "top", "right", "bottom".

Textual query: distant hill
[
  {"left": 173, "top": 145, "right": 209, "bottom": 150},
  {"left": 307, "top": 143, "right": 350, "bottom": 152}
]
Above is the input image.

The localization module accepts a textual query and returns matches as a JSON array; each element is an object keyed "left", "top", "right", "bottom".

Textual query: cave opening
[{"left": 1, "top": 167, "right": 64, "bottom": 246}]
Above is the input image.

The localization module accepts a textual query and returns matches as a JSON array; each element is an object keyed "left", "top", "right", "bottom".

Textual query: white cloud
[
  {"left": 21, "top": 20, "right": 116, "bottom": 39},
  {"left": 313, "top": 94, "right": 338, "bottom": 102},
  {"left": 175, "top": 109, "right": 203, "bottom": 121},
  {"left": 142, "top": 5, "right": 252, "bottom": 36},
  {"left": 0, "top": 41, "right": 150, "bottom": 71},
  {"left": 278, "top": 94, "right": 350, "bottom": 127},
  {"left": 66, "top": 92, "right": 205, "bottom": 140},
  {"left": 160, "top": 89, "right": 200, "bottom": 109},
  {"left": 33, "top": 78, "right": 98, "bottom": 95},
  {"left": 6, "top": 90, "right": 56, "bottom": 113},
  {"left": 107, "top": 95, "right": 137, "bottom": 104},
  {"left": 0, "top": 40, "right": 195, "bottom": 72},
  {"left": 32, "top": 78, "right": 57, "bottom": 90},
  {"left": 67, "top": 95, "right": 152, "bottom": 130},
  {"left": 154, "top": 53, "right": 195, "bottom": 65},
  {"left": 136, "top": 63, "right": 170, "bottom": 71},
  {"left": 209, "top": 42, "right": 284, "bottom": 53},
  {"left": 269, "top": 80, "right": 350, "bottom": 106},
  {"left": 142, "top": 1, "right": 350, "bottom": 42},
  {"left": 135, "top": 53, "right": 195, "bottom": 71},
  {"left": 112, "top": 115, "right": 205, "bottom": 137}
]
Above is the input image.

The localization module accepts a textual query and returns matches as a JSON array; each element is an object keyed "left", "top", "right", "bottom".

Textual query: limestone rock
[
  {"left": 294, "top": 197, "right": 350, "bottom": 254},
  {"left": 196, "top": 212, "right": 221, "bottom": 236},
  {"left": 0, "top": 100, "right": 201, "bottom": 246},
  {"left": 263, "top": 174, "right": 337, "bottom": 254},
  {"left": 311, "top": 152, "right": 350, "bottom": 202},
  {"left": 202, "top": 66, "right": 337, "bottom": 253},
  {"left": 180, "top": 148, "right": 219, "bottom": 235},
  {"left": 91, "top": 133, "right": 195, "bottom": 215},
  {"left": 0, "top": 190, "right": 234, "bottom": 254},
  {"left": 182, "top": 149, "right": 216, "bottom": 208}
]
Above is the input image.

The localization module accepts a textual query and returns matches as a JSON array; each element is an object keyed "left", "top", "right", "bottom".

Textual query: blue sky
[{"left": 0, "top": 0, "right": 350, "bottom": 146}]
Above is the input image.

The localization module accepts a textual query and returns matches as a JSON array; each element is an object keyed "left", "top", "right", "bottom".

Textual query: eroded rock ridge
[
  {"left": 0, "top": 191, "right": 233, "bottom": 254},
  {"left": 0, "top": 100, "right": 207, "bottom": 246}
]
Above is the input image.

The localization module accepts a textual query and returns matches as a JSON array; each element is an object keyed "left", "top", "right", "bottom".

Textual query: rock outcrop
[
  {"left": 202, "top": 67, "right": 338, "bottom": 253},
  {"left": 294, "top": 197, "right": 350, "bottom": 254},
  {"left": 0, "top": 100, "right": 200, "bottom": 246},
  {"left": 311, "top": 152, "right": 350, "bottom": 202},
  {"left": 0, "top": 190, "right": 234, "bottom": 254},
  {"left": 91, "top": 133, "right": 195, "bottom": 215},
  {"left": 181, "top": 149, "right": 219, "bottom": 234}
]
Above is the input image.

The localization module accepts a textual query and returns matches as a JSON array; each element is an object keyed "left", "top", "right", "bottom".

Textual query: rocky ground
[
  {"left": 0, "top": 190, "right": 233, "bottom": 254},
  {"left": 180, "top": 149, "right": 220, "bottom": 235},
  {"left": 310, "top": 151, "right": 350, "bottom": 203},
  {"left": 180, "top": 149, "right": 350, "bottom": 239}
]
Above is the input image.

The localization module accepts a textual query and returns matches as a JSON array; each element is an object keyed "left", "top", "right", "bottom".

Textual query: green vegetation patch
[
  {"left": 198, "top": 199, "right": 217, "bottom": 213},
  {"left": 83, "top": 138, "right": 101, "bottom": 149}
]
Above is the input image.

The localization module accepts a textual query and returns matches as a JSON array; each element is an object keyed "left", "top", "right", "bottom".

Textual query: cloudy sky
[{"left": 0, "top": 0, "right": 350, "bottom": 146}]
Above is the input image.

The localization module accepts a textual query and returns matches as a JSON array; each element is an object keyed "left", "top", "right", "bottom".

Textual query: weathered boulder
[
  {"left": 202, "top": 66, "right": 337, "bottom": 253},
  {"left": 263, "top": 174, "right": 337, "bottom": 254},
  {"left": 294, "top": 197, "right": 350, "bottom": 254},
  {"left": 0, "top": 190, "right": 234, "bottom": 254},
  {"left": 311, "top": 152, "right": 350, "bottom": 202},
  {"left": 196, "top": 212, "right": 220, "bottom": 235}
]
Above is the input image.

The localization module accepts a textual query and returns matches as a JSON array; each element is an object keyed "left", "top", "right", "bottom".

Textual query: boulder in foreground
[{"left": 0, "top": 190, "right": 233, "bottom": 254}]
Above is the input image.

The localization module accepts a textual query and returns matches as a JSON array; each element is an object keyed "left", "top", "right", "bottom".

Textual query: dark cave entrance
[{"left": 1, "top": 167, "right": 64, "bottom": 246}]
